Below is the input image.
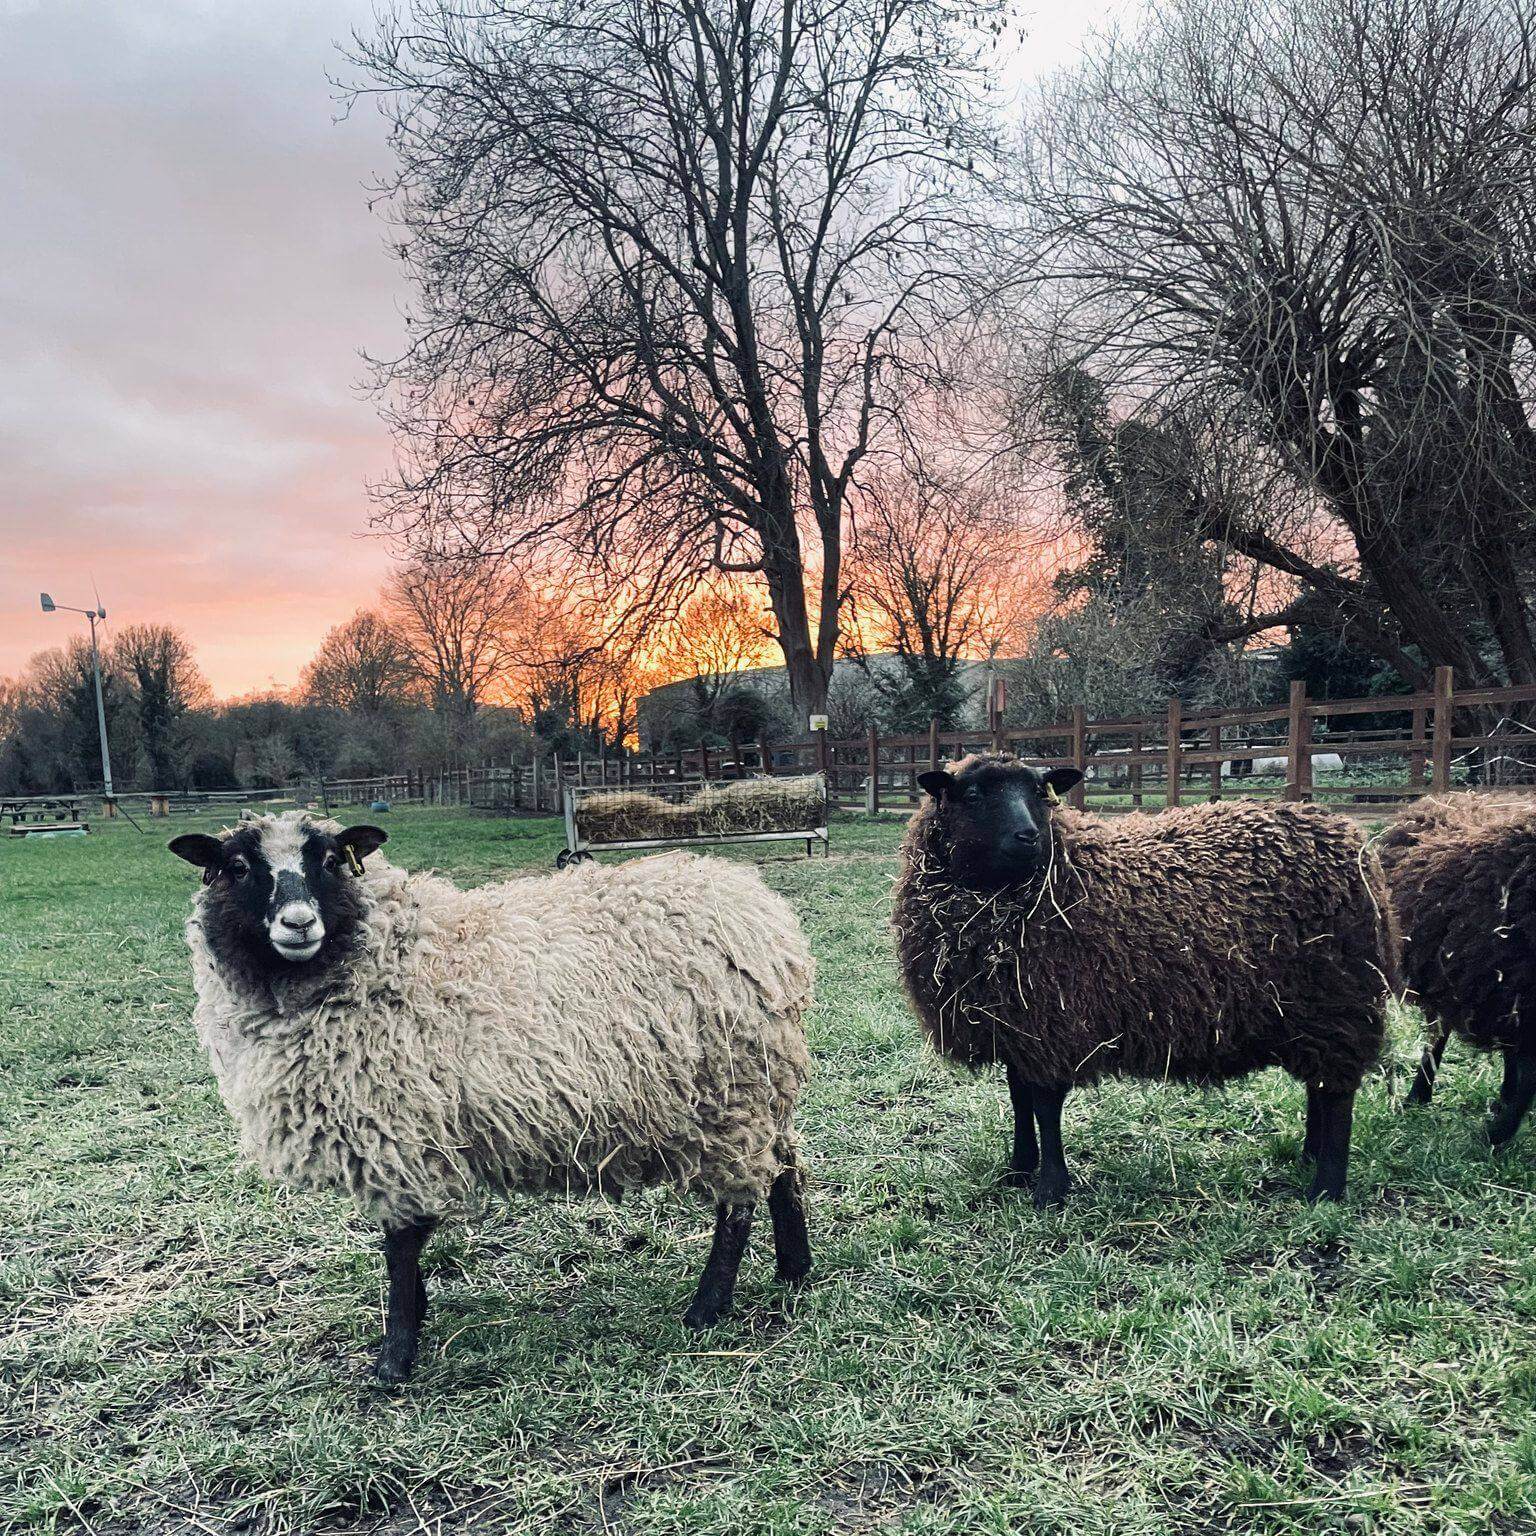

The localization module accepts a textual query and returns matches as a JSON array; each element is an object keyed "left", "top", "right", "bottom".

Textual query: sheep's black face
[
  {"left": 917, "top": 757, "right": 1083, "bottom": 890},
  {"left": 170, "top": 816, "right": 387, "bottom": 982}
]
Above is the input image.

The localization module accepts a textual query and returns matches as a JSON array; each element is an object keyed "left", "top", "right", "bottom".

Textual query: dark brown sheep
[
  {"left": 1375, "top": 795, "right": 1536, "bottom": 1144},
  {"left": 893, "top": 755, "right": 1397, "bottom": 1205}
]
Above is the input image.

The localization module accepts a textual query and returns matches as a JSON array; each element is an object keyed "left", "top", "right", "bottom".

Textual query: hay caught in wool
[{"left": 575, "top": 776, "right": 826, "bottom": 845}]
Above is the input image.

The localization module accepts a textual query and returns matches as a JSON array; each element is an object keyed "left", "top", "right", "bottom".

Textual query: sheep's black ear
[
  {"left": 169, "top": 834, "right": 222, "bottom": 868},
  {"left": 337, "top": 825, "right": 388, "bottom": 865},
  {"left": 169, "top": 833, "right": 223, "bottom": 885},
  {"left": 1043, "top": 768, "right": 1083, "bottom": 797},
  {"left": 917, "top": 771, "right": 955, "bottom": 800}
]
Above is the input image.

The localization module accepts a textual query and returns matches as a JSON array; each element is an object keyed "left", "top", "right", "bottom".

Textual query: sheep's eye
[
  {"left": 963, "top": 785, "right": 981, "bottom": 802},
  {"left": 324, "top": 852, "right": 339, "bottom": 873},
  {"left": 227, "top": 857, "right": 250, "bottom": 880}
]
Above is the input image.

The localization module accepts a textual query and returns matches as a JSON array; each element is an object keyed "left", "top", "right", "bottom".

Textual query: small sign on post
[
  {"left": 987, "top": 675, "right": 1007, "bottom": 752},
  {"left": 808, "top": 714, "right": 828, "bottom": 731}
]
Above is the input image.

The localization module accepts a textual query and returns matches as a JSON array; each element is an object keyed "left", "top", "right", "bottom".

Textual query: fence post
[
  {"left": 1285, "top": 681, "right": 1311, "bottom": 802},
  {"left": 1431, "top": 665, "right": 1454, "bottom": 792},
  {"left": 815, "top": 727, "right": 829, "bottom": 796},
  {"left": 928, "top": 717, "right": 941, "bottom": 774},
  {"left": 1130, "top": 727, "right": 1143, "bottom": 809},
  {"left": 1209, "top": 723, "right": 1222, "bottom": 802},
  {"left": 1070, "top": 704, "right": 1087, "bottom": 809},
  {"left": 866, "top": 725, "right": 880, "bottom": 815},
  {"left": 1165, "top": 696, "right": 1183, "bottom": 809},
  {"left": 1409, "top": 703, "right": 1427, "bottom": 789}
]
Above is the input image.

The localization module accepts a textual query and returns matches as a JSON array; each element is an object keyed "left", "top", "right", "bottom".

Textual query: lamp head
[{"left": 40, "top": 593, "right": 55, "bottom": 612}]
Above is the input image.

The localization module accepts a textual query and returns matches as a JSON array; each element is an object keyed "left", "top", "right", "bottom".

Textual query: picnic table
[{"left": 1, "top": 796, "right": 84, "bottom": 827}]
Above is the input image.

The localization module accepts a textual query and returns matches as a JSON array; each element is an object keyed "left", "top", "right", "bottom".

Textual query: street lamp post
[{"left": 40, "top": 592, "right": 114, "bottom": 806}]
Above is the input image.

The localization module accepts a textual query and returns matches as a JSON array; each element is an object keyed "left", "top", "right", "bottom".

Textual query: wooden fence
[
  {"left": 448, "top": 665, "right": 1533, "bottom": 817},
  {"left": 11, "top": 665, "right": 1533, "bottom": 823}
]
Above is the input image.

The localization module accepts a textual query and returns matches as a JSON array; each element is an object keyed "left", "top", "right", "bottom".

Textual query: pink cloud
[{"left": 0, "top": 0, "right": 406, "bottom": 696}]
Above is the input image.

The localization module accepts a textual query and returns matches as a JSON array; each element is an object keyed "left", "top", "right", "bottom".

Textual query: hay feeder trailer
[{"left": 557, "top": 774, "right": 830, "bottom": 868}]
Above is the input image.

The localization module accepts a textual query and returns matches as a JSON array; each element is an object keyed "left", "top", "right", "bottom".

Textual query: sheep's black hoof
[
  {"left": 682, "top": 1299, "right": 727, "bottom": 1330},
  {"left": 1405, "top": 1081, "right": 1433, "bottom": 1107},
  {"left": 775, "top": 1256, "right": 812, "bottom": 1287},
  {"left": 1001, "top": 1165, "right": 1035, "bottom": 1191},
  {"left": 1305, "top": 1178, "right": 1345, "bottom": 1204},
  {"left": 1032, "top": 1170, "right": 1070, "bottom": 1209},
  {"left": 1485, "top": 1111, "right": 1521, "bottom": 1149},
  {"left": 374, "top": 1336, "right": 419, "bottom": 1383}
]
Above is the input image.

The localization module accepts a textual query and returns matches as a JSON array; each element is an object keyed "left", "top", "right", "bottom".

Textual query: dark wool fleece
[
  {"left": 894, "top": 771, "right": 1396, "bottom": 1093},
  {"left": 1375, "top": 796, "right": 1536, "bottom": 1054}
]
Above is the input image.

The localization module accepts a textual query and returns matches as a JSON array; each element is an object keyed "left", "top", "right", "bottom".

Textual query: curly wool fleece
[
  {"left": 1375, "top": 795, "right": 1536, "bottom": 1053},
  {"left": 186, "top": 837, "right": 814, "bottom": 1226},
  {"left": 894, "top": 786, "right": 1396, "bottom": 1093}
]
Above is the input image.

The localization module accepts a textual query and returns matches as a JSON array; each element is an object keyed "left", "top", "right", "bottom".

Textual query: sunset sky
[{"left": 0, "top": 0, "right": 1135, "bottom": 699}]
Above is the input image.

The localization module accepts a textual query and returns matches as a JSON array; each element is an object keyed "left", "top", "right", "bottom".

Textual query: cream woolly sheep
[{"left": 170, "top": 813, "right": 815, "bottom": 1382}]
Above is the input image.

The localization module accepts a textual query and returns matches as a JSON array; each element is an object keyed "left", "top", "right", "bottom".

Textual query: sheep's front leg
[
  {"left": 375, "top": 1218, "right": 437, "bottom": 1383},
  {"left": 683, "top": 1203, "right": 754, "bottom": 1329},
  {"left": 1487, "top": 1048, "right": 1536, "bottom": 1148},
  {"left": 1028, "top": 1083, "right": 1072, "bottom": 1209},
  {"left": 767, "top": 1170, "right": 813, "bottom": 1285},
  {"left": 1304, "top": 1088, "right": 1354, "bottom": 1202},
  {"left": 1004, "top": 1063, "right": 1038, "bottom": 1187},
  {"left": 1406, "top": 1032, "right": 1449, "bottom": 1106}
]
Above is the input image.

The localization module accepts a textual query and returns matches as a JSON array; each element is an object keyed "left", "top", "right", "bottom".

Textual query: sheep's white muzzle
[{"left": 270, "top": 902, "right": 324, "bottom": 962}]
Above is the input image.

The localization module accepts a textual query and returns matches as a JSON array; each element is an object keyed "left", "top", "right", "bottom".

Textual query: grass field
[{"left": 5, "top": 807, "right": 1536, "bottom": 1535}]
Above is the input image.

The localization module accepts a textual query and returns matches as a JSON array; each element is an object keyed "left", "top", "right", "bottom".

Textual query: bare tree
[
  {"left": 21, "top": 639, "right": 133, "bottom": 792},
  {"left": 844, "top": 460, "right": 1042, "bottom": 726},
  {"left": 111, "top": 623, "right": 212, "bottom": 789},
  {"left": 301, "top": 609, "right": 419, "bottom": 717},
  {"left": 1017, "top": 0, "right": 1536, "bottom": 688},
  {"left": 663, "top": 581, "right": 776, "bottom": 712},
  {"left": 348, "top": 0, "right": 1004, "bottom": 723},
  {"left": 385, "top": 559, "right": 523, "bottom": 723},
  {"left": 510, "top": 589, "right": 650, "bottom": 752}
]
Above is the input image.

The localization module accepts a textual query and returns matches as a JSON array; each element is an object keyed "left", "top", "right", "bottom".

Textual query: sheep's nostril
[
  {"left": 280, "top": 912, "right": 315, "bottom": 932},
  {"left": 1014, "top": 831, "right": 1039, "bottom": 846}
]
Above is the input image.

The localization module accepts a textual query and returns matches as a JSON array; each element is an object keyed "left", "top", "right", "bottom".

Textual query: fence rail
[{"left": 11, "top": 665, "right": 1535, "bottom": 822}]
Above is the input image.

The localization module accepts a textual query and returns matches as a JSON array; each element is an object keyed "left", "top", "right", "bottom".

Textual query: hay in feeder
[
  {"left": 573, "top": 776, "right": 826, "bottom": 845},
  {"left": 576, "top": 790, "right": 682, "bottom": 843},
  {"left": 687, "top": 775, "right": 826, "bottom": 835}
]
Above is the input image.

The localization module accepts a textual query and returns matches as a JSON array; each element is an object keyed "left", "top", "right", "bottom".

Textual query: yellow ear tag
[
  {"left": 345, "top": 847, "right": 363, "bottom": 876},
  {"left": 1045, "top": 784, "right": 1061, "bottom": 805}
]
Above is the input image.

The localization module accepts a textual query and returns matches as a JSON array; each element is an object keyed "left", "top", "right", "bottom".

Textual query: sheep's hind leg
[
  {"left": 768, "top": 1170, "right": 812, "bottom": 1285},
  {"left": 375, "top": 1218, "right": 437, "bottom": 1383},
  {"left": 1004, "top": 1064, "right": 1038, "bottom": 1188},
  {"left": 1486, "top": 1048, "right": 1536, "bottom": 1148},
  {"left": 1029, "top": 1082, "right": 1072, "bottom": 1209},
  {"left": 683, "top": 1203, "right": 754, "bottom": 1329},
  {"left": 1304, "top": 1088, "right": 1354, "bottom": 1202},
  {"left": 1406, "top": 1033, "right": 1449, "bottom": 1106}
]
